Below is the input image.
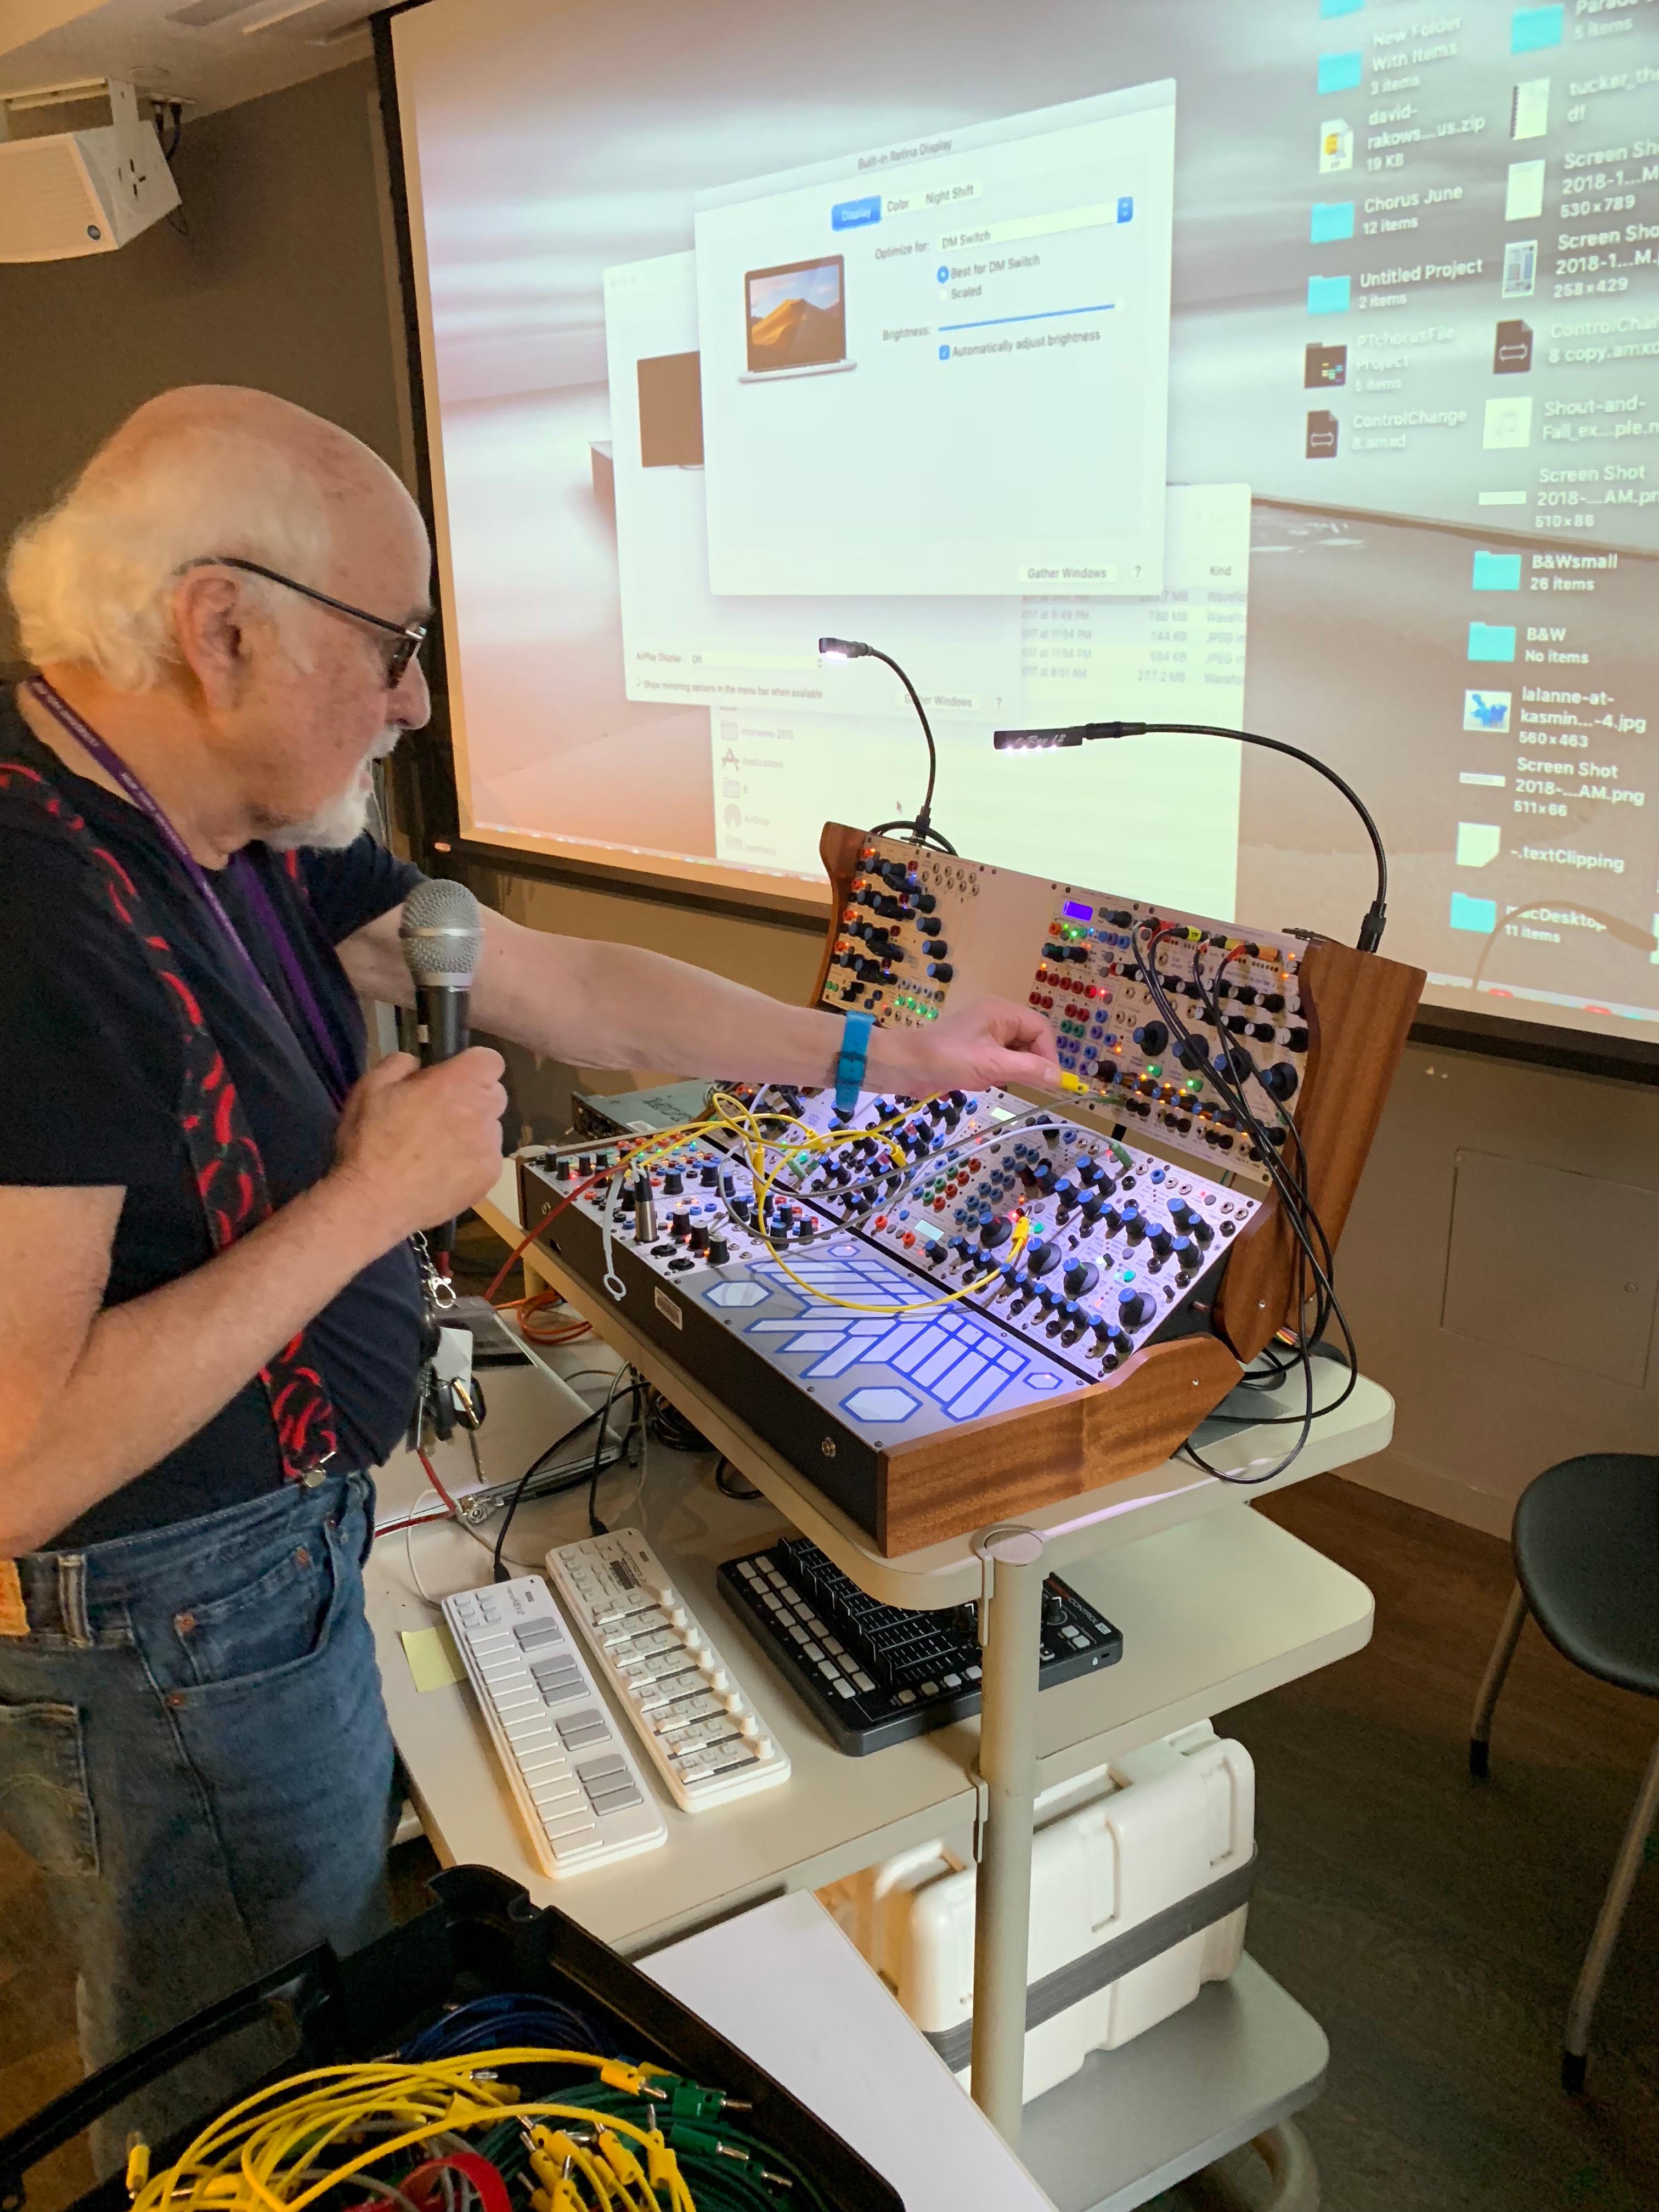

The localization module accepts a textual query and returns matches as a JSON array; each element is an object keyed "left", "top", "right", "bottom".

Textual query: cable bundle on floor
[{"left": 123, "top": 2038, "right": 837, "bottom": 2212}]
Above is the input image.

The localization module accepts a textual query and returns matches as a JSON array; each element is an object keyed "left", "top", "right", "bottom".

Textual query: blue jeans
[{"left": 0, "top": 1472, "right": 398, "bottom": 2174}]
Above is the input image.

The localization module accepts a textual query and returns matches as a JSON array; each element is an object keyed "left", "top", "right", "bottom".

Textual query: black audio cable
[
  {"left": 992, "top": 718, "right": 1388, "bottom": 953},
  {"left": 1130, "top": 923, "right": 1358, "bottom": 1481},
  {"left": 819, "top": 638, "right": 958, "bottom": 854}
]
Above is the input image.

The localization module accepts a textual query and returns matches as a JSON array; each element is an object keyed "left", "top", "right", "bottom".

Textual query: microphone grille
[{"left": 399, "top": 877, "right": 483, "bottom": 985}]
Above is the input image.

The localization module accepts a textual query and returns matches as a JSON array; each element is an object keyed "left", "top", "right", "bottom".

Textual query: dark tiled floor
[{"left": 5, "top": 1475, "right": 1656, "bottom": 2210}]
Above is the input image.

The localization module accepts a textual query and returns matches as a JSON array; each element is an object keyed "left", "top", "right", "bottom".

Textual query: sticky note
[
  {"left": 1455, "top": 823, "right": 1502, "bottom": 868},
  {"left": 402, "top": 1626, "right": 464, "bottom": 1692}
]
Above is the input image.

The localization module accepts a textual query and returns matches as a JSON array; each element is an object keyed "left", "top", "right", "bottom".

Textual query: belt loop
[{"left": 58, "top": 1554, "right": 92, "bottom": 1649}]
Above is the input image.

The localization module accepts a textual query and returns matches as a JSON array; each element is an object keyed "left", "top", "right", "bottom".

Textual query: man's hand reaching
[{"left": 870, "top": 996, "right": 1061, "bottom": 1097}]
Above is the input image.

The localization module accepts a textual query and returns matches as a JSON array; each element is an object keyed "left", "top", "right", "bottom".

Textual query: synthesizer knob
[
  {"left": 928, "top": 962, "right": 954, "bottom": 983},
  {"left": 1148, "top": 1227, "right": 1173, "bottom": 1259},
  {"left": 1079, "top": 1192, "right": 1105, "bottom": 1224},
  {"left": 699, "top": 1163, "right": 719, "bottom": 1188},
  {"left": 670, "top": 1209, "right": 691, "bottom": 1240},
  {"left": 1026, "top": 1242, "right": 1062, "bottom": 1278},
  {"left": 1286, "top": 1026, "right": 1310, "bottom": 1052},
  {"left": 927, "top": 940, "right": 949, "bottom": 960},
  {"left": 980, "top": 1215, "right": 1014, "bottom": 1250},
  {"left": 913, "top": 890, "right": 937, "bottom": 912},
  {"left": 662, "top": 1169, "right": 684, "bottom": 1195},
  {"left": 1172, "top": 1234, "right": 1199, "bottom": 1276},
  {"left": 949, "top": 1090, "right": 970, "bottom": 1109},
  {"left": 689, "top": 1222, "right": 709, "bottom": 1254},
  {"left": 707, "top": 1234, "right": 731, "bottom": 1266},
  {"left": 1263, "top": 992, "right": 1286, "bottom": 1013},
  {"left": 1118, "top": 1290, "right": 1154, "bottom": 1330},
  {"left": 1121, "top": 1208, "right": 1147, "bottom": 1245},
  {"left": 918, "top": 915, "right": 943, "bottom": 937},
  {"left": 1259, "top": 1061, "right": 1300, "bottom": 1102},
  {"left": 795, "top": 1218, "right": 816, "bottom": 1244},
  {"left": 552, "top": 1155, "right": 572, "bottom": 1182},
  {"left": 1169, "top": 1198, "right": 1198, "bottom": 1231},
  {"left": 1062, "top": 1259, "right": 1099, "bottom": 1300},
  {"left": 1132, "top": 1022, "right": 1169, "bottom": 1054}
]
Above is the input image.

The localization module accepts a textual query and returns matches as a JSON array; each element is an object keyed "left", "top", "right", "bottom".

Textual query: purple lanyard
[{"left": 25, "top": 676, "right": 353, "bottom": 1109}]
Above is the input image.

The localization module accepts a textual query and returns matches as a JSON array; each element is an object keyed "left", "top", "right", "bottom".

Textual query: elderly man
[{"left": 0, "top": 386, "right": 1057, "bottom": 2149}]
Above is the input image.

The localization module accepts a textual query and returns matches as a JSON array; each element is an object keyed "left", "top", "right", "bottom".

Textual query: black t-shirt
[{"left": 0, "top": 692, "right": 427, "bottom": 1547}]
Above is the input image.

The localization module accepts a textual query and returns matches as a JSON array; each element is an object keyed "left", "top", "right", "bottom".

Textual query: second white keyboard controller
[{"left": 544, "top": 1528, "right": 791, "bottom": 1813}]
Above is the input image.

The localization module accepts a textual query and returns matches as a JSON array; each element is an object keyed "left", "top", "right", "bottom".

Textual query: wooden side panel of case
[
  {"left": 1214, "top": 936, "right": 1424, "bottom": 1363},
  {"left": 812, "top": 822, "right": 867, "bottom": 1007},
  {"left": 873, "top": 1333, "right": 1243, "bottom": 1555}
]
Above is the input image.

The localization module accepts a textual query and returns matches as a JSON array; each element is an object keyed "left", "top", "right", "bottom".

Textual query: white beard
[{"left": 265, "top": 729, "right": 399, "bottom": 852}]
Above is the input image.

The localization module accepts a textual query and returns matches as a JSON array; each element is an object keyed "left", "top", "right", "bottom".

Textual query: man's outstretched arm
[{"left": 341, "top": 905, "right": 1062, "bottom": 1095}]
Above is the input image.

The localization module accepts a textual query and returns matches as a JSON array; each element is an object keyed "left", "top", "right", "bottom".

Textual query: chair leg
[
  {"left": 1561, "top": 1727, "right": 1659, "bottom": 2093},
  {"left": 1470, "top": 1583, "right": 1527, "bottom": 1778}
]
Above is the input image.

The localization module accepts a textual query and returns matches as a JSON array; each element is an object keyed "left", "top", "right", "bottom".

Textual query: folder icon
[
  {"left": 1469, "top": 622, "right": 1517, "bottom": 662},
  {"left": 1321, "top": 0, "right": 1363, "bottom": 14},
  {"left": 1311, "top": 201, "right": 1355, "bottom": 243},
  {"left": 1472, "top": 551, "right": 1522, "bottom": 591},
  {"left": 1511, "top": 5, "right": 1564, "bottom": 54},
  {"left": 1456, "top": 824, "right": 1502, "bottom": 868},
  {"left": 1451, "top": 893, "right": 1499, "bottom": 934},
  {"left": 1317, "top": 51, "right": 1363, "bottom": 94},
  {"left": 1308, "top": 274, "right": 1351, "bottom": 314}
]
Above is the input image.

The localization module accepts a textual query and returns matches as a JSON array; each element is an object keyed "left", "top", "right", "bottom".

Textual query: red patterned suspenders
[{"left": 2, "top": 760, "right": 338, "bottom": 1479}]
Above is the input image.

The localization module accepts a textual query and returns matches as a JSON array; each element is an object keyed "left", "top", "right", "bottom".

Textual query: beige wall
[
  {"left": 0, "top": 60, "right": 403, "bottom": 665},
  {"left": 8, "top": 57, "right": 1653, "bottom": 1541}
]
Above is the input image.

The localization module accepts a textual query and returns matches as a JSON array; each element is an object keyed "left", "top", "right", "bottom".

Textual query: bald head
[{"left": 8, "top": 383, "right": 432, "bottom": 855}]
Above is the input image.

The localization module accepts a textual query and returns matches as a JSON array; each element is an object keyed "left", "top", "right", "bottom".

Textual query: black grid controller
[{"left": 716, "top": 1534, "right": 1123, "bottom": 1755}]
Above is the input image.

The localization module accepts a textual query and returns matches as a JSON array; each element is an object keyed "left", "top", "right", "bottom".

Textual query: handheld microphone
[{"left": 398, "top": 878, "right": 484, "bottom": 1272}]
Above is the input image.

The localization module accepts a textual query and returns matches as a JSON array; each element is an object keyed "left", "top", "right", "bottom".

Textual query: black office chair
[{"left": 1468, "top": 1452, "right": 1659, "bottom": 2092}]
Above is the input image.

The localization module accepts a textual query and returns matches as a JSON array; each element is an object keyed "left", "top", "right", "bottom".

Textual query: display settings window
[{"left": 693, "top": 81, "right": 1176, "bottom": 598}]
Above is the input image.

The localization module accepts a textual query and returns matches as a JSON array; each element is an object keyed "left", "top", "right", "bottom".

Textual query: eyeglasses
[{"left": 183, "top": 556, "right": 428, "bottom": 688}]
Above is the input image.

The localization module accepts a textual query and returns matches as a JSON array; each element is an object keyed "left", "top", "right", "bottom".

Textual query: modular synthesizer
[{"left": 520, "top": 828, "right": 1424, "bottom": 1553}]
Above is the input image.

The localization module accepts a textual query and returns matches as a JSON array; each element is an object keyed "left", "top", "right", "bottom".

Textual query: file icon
[
  {"left": 1511, "top": 4, "right": 1564, "bottom": 53},
  {"left": 1464, "top": 690, "right": 1513, "bottom": 731},
  {"left": 1305, "top": 341, "right": 1348, "bottom": 387},
  {"left": 1494, "top": 318, "right": 1533, "bottom": 374},
  {"left": 1505, "top": 159, "right": 1546, "bottom": 221},
  {"left": 1306, "top": 409, "right": 1339, "bottom": 459},
  {"left": 1318, "top": 50, "right": 1363, "bottom": 94},
  {"left": 1311, "top": 200, "right": 1355, "bottom": 243},
  {"left": 1511, "top": 77, "right": 1550, "bottom": 139},
  {"left": 1472, "top": 550, "right": 1522, "bottom": 591},
  {"left": 1318, "top": 119, "right": 1355, "bottom": 172},
  {"left": 1451, "top": 893, "right": 1499, "bottom": 933},
  {"left": 1456, "top": 824, "right": 1502, "bottom": 868},
  {"left": 1484, "top": 394, "right": 1533, "bottom": 449},
  {"left": 1469, "top": 622, "right": 1517, "bottom": 662},
  {"left": 1308, "top": 274, "right": 1351, "bottom": 314}
]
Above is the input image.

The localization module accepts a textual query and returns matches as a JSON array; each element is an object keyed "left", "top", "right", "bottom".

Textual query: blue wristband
[{"left": 835, "top": 1010, "right": 874, "bottom": 1116}]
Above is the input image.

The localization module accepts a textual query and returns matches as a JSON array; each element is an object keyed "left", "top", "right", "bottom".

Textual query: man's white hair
[{"left": 6, "top": 424, "right": 334, "bottom": 692}]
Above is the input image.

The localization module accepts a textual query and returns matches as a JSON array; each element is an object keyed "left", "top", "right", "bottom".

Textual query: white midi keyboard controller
[
  {"left": 442, "top": 1576, "right": 665, "bottom": 1877},
  {"left": 544, "top": 1529, "right": 791, "bottom": 1813}
]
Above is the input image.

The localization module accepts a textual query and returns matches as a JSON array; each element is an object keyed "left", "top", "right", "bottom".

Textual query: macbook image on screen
[
  {"left": 636, "top": 350, "right": 704, "bottom": 466},
  {"left": 740, "top": 253, "right": 855, "bottom": 382}
]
